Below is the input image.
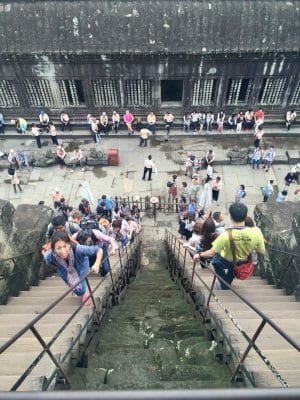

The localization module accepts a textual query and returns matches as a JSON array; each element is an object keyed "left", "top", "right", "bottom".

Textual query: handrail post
[
  {"left": 202, "top": 274, "right": 217, "bottom": 322},
  {"left": 191, "top": 261, "right": 196, "bottom": 289},
  {"left": 177, "top": 241, "right": 181, "bottom": 261},
  {"left": 182, "top": 248, "right": 187, "bottom": 277},
  {"left": 85, "top": 278, "right": 101, "bottom": 324},
  {"left": 231, "top": 319, "right": 267, "bottom": 382},
  {"left": 118, "top": 248, "right": 124, "bottom": 272},
  {"left": 28, "top": 326, "right": 70, "bottom": 387}
]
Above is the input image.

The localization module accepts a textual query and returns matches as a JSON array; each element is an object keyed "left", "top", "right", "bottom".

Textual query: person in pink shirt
[{"left": 123, "top": 110, "right": 134, "bottom": 135}]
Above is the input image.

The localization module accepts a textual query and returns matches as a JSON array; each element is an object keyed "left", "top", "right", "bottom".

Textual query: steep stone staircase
[
  {"left": 165, "top": 233, "right": 300, "bottom": 388},
  {"left": 0, "top": 244, "right": 139, "bottom": 391}
]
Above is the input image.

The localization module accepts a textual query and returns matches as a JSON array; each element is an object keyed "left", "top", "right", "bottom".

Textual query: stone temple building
[{"left": 0, "top": 0, "right": 299, "bottom": 118}]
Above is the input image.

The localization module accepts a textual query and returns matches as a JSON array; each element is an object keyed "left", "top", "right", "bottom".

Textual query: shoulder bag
[{"left": 228, "top": 229, "right": 254, "bottom": 280}]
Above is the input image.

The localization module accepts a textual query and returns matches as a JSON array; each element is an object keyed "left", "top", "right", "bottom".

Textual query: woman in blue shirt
[{"left": 44, "top": 231, "right": 103, "bottom": 305}]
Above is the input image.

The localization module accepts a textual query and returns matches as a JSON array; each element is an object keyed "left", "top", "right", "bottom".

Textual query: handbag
[{"left": 228, "top": 229, "right": 254, "bottom": 280}]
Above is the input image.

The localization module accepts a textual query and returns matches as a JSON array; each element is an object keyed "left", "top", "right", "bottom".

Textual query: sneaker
[
  {"left": 70, "top": 170, "right": 74, "bottom": 173},
  {"left": 81, "top": 290, "right": 91, "bottom": 306}
]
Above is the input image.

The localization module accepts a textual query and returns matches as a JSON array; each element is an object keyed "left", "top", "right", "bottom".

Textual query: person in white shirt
[
  {"left": 206, "top": 112, "right": 214, "bottom": 132},
  {"left": 99, "top": 112, "right": 109, "bottom": 135},
  {"left": 147, "top": 112, "right": 157, "bottom": 135},
  {"left": 286, "top": 110, "right": 297, "bottom": 131},
  {"left": 212, "top": 212, "right": 225, "bottom": 234},
  {"left": 49, "top": 122, "right": 58, "bottom": 145},
  {"left": 39, "top": 111, "right": 49, "bottom": 132},
  {"left": 31, "top": 123, "right": 42, "bottom": 148},
  {"left": 60, "top": 112, "right": 71, "bottom": 132},
  {"left": 142, "top": 155, "right": 155, "bottom": 181},
  {"left": 205, "top": 149, "right": 215, "bottom": 167},
  {"left": 164, "top": 112, "right": 174, "bottom": 137},
  {"left": 217, "top": 111, "right": 225, "bottom": 133},
  {"left": 262, "top": 180, "right": 274, "bottom": 202},
  {"left": 112, "top": 111, "right": 120, "bottom": 134},
  {"left": 263, "top": 146, "right": 275, "bottom": 172},
  {"left": 70, "top": 147, "right": 84, "bottom": 172}
]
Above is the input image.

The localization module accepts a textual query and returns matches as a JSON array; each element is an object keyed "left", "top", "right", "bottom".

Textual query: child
[{"left": 235, "top": 185, "right": 246, "bottom": 202}]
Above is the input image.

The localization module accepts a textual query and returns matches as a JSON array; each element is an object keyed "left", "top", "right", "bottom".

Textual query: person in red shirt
[{"left": 254, "top": 108, "right": 265, "bottom": 133}]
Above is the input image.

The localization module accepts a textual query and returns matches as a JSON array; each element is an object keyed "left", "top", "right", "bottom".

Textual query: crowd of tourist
[
  {"left": 43, "top": 191, "right": 142, "bottom": 305},
  {"left": 0, "top": 108, "right": 297, "bottom": 141}
]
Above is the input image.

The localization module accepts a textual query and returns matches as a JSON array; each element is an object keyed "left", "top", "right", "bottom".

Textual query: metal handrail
[
  {"left": 164, "top": 229, "right": 300, "bottom": 387},
  {"left": 0, "top": 250, "right": 40, "bottom": 263},
  {"left": 0, "top": 231, "right": 142, "bottom": 391}
]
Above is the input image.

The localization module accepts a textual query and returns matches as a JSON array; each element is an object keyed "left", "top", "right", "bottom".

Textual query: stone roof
[{"left": 0, "top": 0, "right": 299, "bottom": 55}]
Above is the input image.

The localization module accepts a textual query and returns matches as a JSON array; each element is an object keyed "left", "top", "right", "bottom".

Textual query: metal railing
[
  {"left": 111, "top": 196, "right": 183, "bottom": 215},
  {"left": 164, "top": 230, "right": 300, "bottom": 388},
  {"left": 0, "top": 232, "right": 142, "bottom": 391}
]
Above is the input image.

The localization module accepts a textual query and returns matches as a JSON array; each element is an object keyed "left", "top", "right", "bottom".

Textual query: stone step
[
  {"left": 228, "top": 333, "right": 300, "bottom": 350},
  {"left": 250, "top": 370, "right": 300, "bottom": 388},
  {"left": 209, "top": 302, "right": 300, "bottom": 312},
  {"left": 210, "top": 309, "right": 300, "bottom": 320},
  {"left": 0, "top": 337, "right": 74, "bottom": 354},
  {"left": 245, "top": 350, "right": 300, "bottom": 369},
  {"left": 0, "top": 304, "right": 93, "bottom": 314},
  {"left": 0, "top": 352, "right": 62, "bottom": 376},
  {"left": 0, "top": 375, "right": 45, "bottom": 391},
  {"left": 7, "top": 296, "right": 92, "bottom": 306},
  {"left": 0, "top": 313, "right": 89, "bottom": 325},
  {"left": 212, "top": 295, "right": 295, "bottom": 303},
  {"left": 0, "top": 323, "right": 80, "bottom": 339},
  {"left": 220, "top": 318, "right": 300, "bottom": 333}
]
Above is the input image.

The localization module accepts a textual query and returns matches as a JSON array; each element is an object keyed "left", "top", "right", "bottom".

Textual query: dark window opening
[
  {"left": 74, "top": 80, "right": 85, "bottom": 103},
  {"left": 161, "top": 80, "right": 183, "bottom": 102},
  {"left": 238, "top": 79, "right": 250, "bottom": 102},
  {"left": 64, "top": 80, "right": 73, "bottom": 104},
  {"left": 258, "top": 79, "right": 267, "bottom": 103}
]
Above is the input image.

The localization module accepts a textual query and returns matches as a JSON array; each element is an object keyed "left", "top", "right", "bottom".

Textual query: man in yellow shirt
[{"left": 194, "top": 202, "right": 265, "bottom": 289}]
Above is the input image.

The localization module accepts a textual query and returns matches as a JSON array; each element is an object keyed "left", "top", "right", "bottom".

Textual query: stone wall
[
  {"left": 0, "top": 200, "right": 54, "bottom": 304},
  {"left": 1, "top": 1, "right": 299, "bottom": 55},
  {"left": 254, "top": 201, "right": 300, "bottom": 300}
]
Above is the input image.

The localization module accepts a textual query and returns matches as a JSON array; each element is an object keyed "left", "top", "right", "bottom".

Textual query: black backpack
[
  {"left": 8, "top": 165, "right": 15, "bottom": 176},
  {"left": 80, "top": 218, "right": 99, "bottom": 231}
]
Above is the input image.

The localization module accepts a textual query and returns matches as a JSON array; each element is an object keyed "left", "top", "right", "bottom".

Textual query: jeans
[
  {"left": 212, "top": 254, "right": 235, "bottom": 290},
  {"left": 142, "top": 167, "right": 152, "bottom": 180},
  {"left": 100, "top": 243, "right": 110, "bottom": 277},
  {"left": 56, "top": 263, "right": 88, "bottom": 296},
  {"left": 252, "top": 159, "right": 259, "bottom": 169}
]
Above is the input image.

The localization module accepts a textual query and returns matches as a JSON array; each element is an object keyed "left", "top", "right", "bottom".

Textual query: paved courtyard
[{"left": 0, "top": 134, "right": 299, "bottom": 223}]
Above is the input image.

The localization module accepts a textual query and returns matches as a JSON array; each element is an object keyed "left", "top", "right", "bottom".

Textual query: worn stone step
[
  {"left": 0, "top": 313, "right": 89, "bottom": 325},
  {"left": 245, "top": 350, "right": 300, "bottom": 369},
  {"left": 228, "top": 333, "right": 300, "bottom": 350},
  {"left": 0, "top": 375, "right": 45, "bottom": 391},
  {"left": 0, "top": 304, "right": 93, "bottom": 314},
  {"left": 220, "top": 318, "right": 300, "bottom": 334},
  {"left": 210, "top": 309, "right": 300, "bottom": 320},
  {"left": 0, "top": 323, "right": 80, "bottom": 339},
  {"left": 209, "top": 302, "right": 300, "bottom": 312},
  {"left": 250, "top": 370, "right": 300, "bottom": 388},
  {"left": 0, "top": 352, "right": 62, "bottom": 376},
  {"left": 7, "top": 296, "right": 99, "bottom": 306},
  {"left": 212, "top": 295, "right": 295, "bottom": 303},
  {"left": 0, "top": 337, "right": 74, "bottom": 354}
]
